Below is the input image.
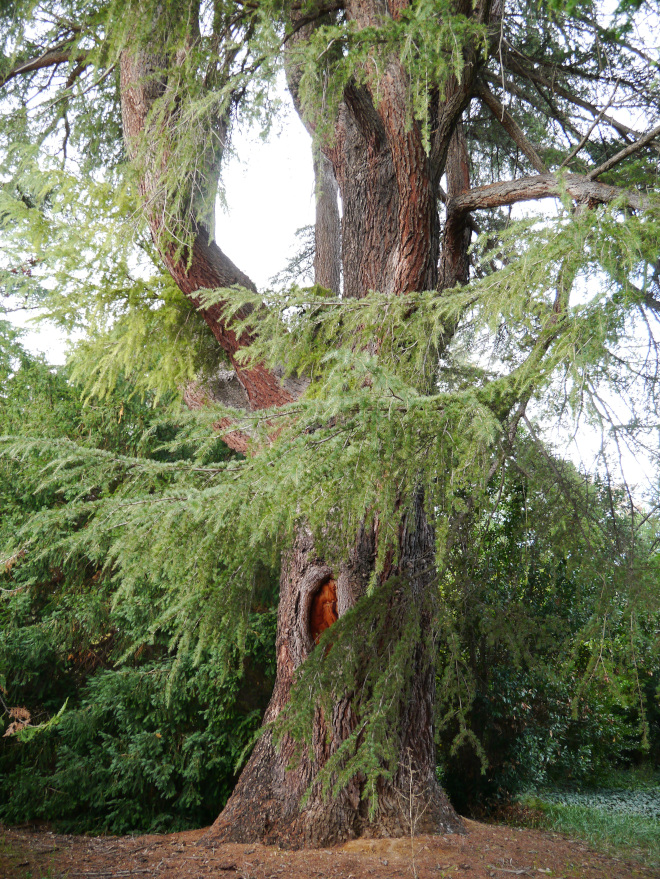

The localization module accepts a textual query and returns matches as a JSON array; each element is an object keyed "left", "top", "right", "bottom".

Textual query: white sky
[
  {"left": 10, "top": 101, "right": 316, "bottom": 362},
  {"left": 215, "top": 108, "right": 316, "bottom": 290}
]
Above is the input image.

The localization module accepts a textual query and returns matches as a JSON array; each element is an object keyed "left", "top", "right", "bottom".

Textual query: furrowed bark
[
  {"left": 119, "top": 49, "right": 297, "bottom": 414},
  {"left": 208, "top": 499, "right": 462, "bottom": 849},
  {"left": 313, "top": 152, "right": 342, "bottom": 294},
  {"left": 210, "top": 0, "right": 477, "bottom": 847},
  {"left": 439, "top": 122, "right": 472, "bottom": 291}
]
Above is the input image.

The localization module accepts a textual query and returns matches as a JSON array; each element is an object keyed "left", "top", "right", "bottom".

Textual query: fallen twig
[
  {"left": 487, "top": 868, "right": 532, "bottom": 876},
  {"left": 68, "top": 871, "right": 153, "bottom": 877}
]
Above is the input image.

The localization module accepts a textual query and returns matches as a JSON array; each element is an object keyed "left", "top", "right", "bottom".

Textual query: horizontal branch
[
  {"left": 0, "top": 46, "right": 85, "bottom": 88},
  {"left": 448, "top": 173, "right": 651, "bottom": 214}
]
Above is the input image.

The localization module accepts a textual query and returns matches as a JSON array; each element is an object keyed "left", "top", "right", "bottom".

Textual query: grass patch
[{"left": 520, "top": 795, "right": 660, "bottom": 868}]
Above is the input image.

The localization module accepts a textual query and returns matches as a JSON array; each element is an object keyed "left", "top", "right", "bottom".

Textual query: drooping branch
[
  {"left": 558, "top": 82, "right": 620, "bottom": 171},
  {"left": 475, "top": 81, "right": 546, "bottom": 174},
  {"left": 449, "top": 173, "right": 651, "bottom": 214},
  {"left": 483, "top": 72, "right": 583, "bottom": 144}
]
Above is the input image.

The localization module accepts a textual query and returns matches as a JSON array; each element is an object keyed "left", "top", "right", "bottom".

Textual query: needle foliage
[{"left": 0, "top": 0, "right": 659, "bottom": 829}]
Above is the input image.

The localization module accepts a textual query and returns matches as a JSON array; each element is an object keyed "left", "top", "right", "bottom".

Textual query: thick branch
[
  {"left": 0, "top": 44, "right": 86, "bottom": 88},
  {"left": 449, "top": 173, "right": 651, "bottom": 214},
  {"left": 429, "top": 0, "right": 493, "bottom": 176},
  {"left": 475, "top": 81, "right": 546, "bottom": 173},
  {"left": 183, "top": 371, "right": 252, "bottom": 453},
  {"left": 283, "top": 9, "right": 341, "bottom": 294},
  {"left": 119, "top": 48, "right": 299, "bottom": 413}
]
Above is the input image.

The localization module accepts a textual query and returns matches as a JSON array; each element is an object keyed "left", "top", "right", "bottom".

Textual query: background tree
[{"left": 1, "top": 0, "right": 659, "bottom": 849}]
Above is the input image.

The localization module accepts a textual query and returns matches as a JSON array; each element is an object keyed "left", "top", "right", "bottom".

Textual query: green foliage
[
  {"left": 1, "top": 645, "right": 275, "bottom": 833},
  {"left": 3, "top": 192, "right": 660, "bottom": 817},
  {"left": 0, "top": 346, "right": 277, "bottom": 833},
  {"left": 0, "top": 0, "right": 658, "bottom": 830},
  {"left": 0, "top": 155, "right": 226, "bottom": 401},
  {"left": 435, "top": 451, "right": 660, "bottom": 813},
  {"left": 2, "top": 189, "right": 660, "bottom": 818}
]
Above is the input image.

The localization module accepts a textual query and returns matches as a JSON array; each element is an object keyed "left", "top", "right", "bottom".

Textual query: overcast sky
[{"left": 215, "top": 108, "right": 316, "bottom": 290}]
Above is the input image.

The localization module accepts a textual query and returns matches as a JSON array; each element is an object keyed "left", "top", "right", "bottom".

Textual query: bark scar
[
  {"left": 309, "top": 578, "right": 338, "bottom": 644},
  {"left": 293, "top": 565, "right": 334, "bottom": 657}
]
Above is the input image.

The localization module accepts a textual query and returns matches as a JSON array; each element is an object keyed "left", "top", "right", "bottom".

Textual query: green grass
[{"left": 520, "top": 795, "right": 660, "bottom": 868}]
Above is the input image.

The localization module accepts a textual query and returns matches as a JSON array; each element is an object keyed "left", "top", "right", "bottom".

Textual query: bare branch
[
  {"left": 559, "top": 81, "right": 620, "bottom": 170},
  {"left": 449, "top": 173, "right": 651, "bottom": 214},
  {"left": 502, "top": 58, "right": 652, "bottom": 145},
  {"left": 475, "top": 80, "right": 546, "bottom": 173},
  {"left": 588, "top": 123, "right": 660, "bottom": 180}
]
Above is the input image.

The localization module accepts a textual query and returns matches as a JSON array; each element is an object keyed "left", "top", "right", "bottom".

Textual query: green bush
[
  {"left": 436, "top": 466, "right": 660, "bottom": 814},
  {"left": 0, "top": 343, "right": 277, "bottom": 833},
  {"left": 0, "top": 624, "right": 275, "bottom": 833}
]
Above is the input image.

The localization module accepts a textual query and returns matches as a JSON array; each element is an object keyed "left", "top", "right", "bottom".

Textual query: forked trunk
[{"left": 208, "top": 494, "right": 462, "bottom": 848}]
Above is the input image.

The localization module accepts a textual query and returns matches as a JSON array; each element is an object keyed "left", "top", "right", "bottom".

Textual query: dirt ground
[{"left": 0, "top": 819, "right": 657, "bottom": 879}]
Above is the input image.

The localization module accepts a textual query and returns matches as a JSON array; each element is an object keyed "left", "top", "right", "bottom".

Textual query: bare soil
[{"left": 0, "top": 819, "right": 656, "bottom": 879}]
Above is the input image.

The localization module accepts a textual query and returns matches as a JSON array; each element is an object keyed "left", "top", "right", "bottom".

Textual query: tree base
[{"left": 204, "top": 730, "right": 464, "bottom": 850}]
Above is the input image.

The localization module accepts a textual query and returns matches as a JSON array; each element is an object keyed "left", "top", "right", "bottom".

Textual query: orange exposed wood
[{"left": 310, "top": 579, "right": 338, "bottom": 644}]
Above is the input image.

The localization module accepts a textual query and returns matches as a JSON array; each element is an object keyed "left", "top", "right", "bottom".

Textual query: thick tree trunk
[
  {"left": 119, "top": 2, "right": 479, "bottom": 849},
  {"left": 209, "top": 1, "right": 477, "bottom": 846},
  {"left": 209, "top": 496, "right": 462, "bottom": 848}
]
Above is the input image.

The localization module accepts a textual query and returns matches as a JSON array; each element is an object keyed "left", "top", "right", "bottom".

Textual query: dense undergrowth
[{"left": 0, "top": 335, "right": 277, "bottom": 833}]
